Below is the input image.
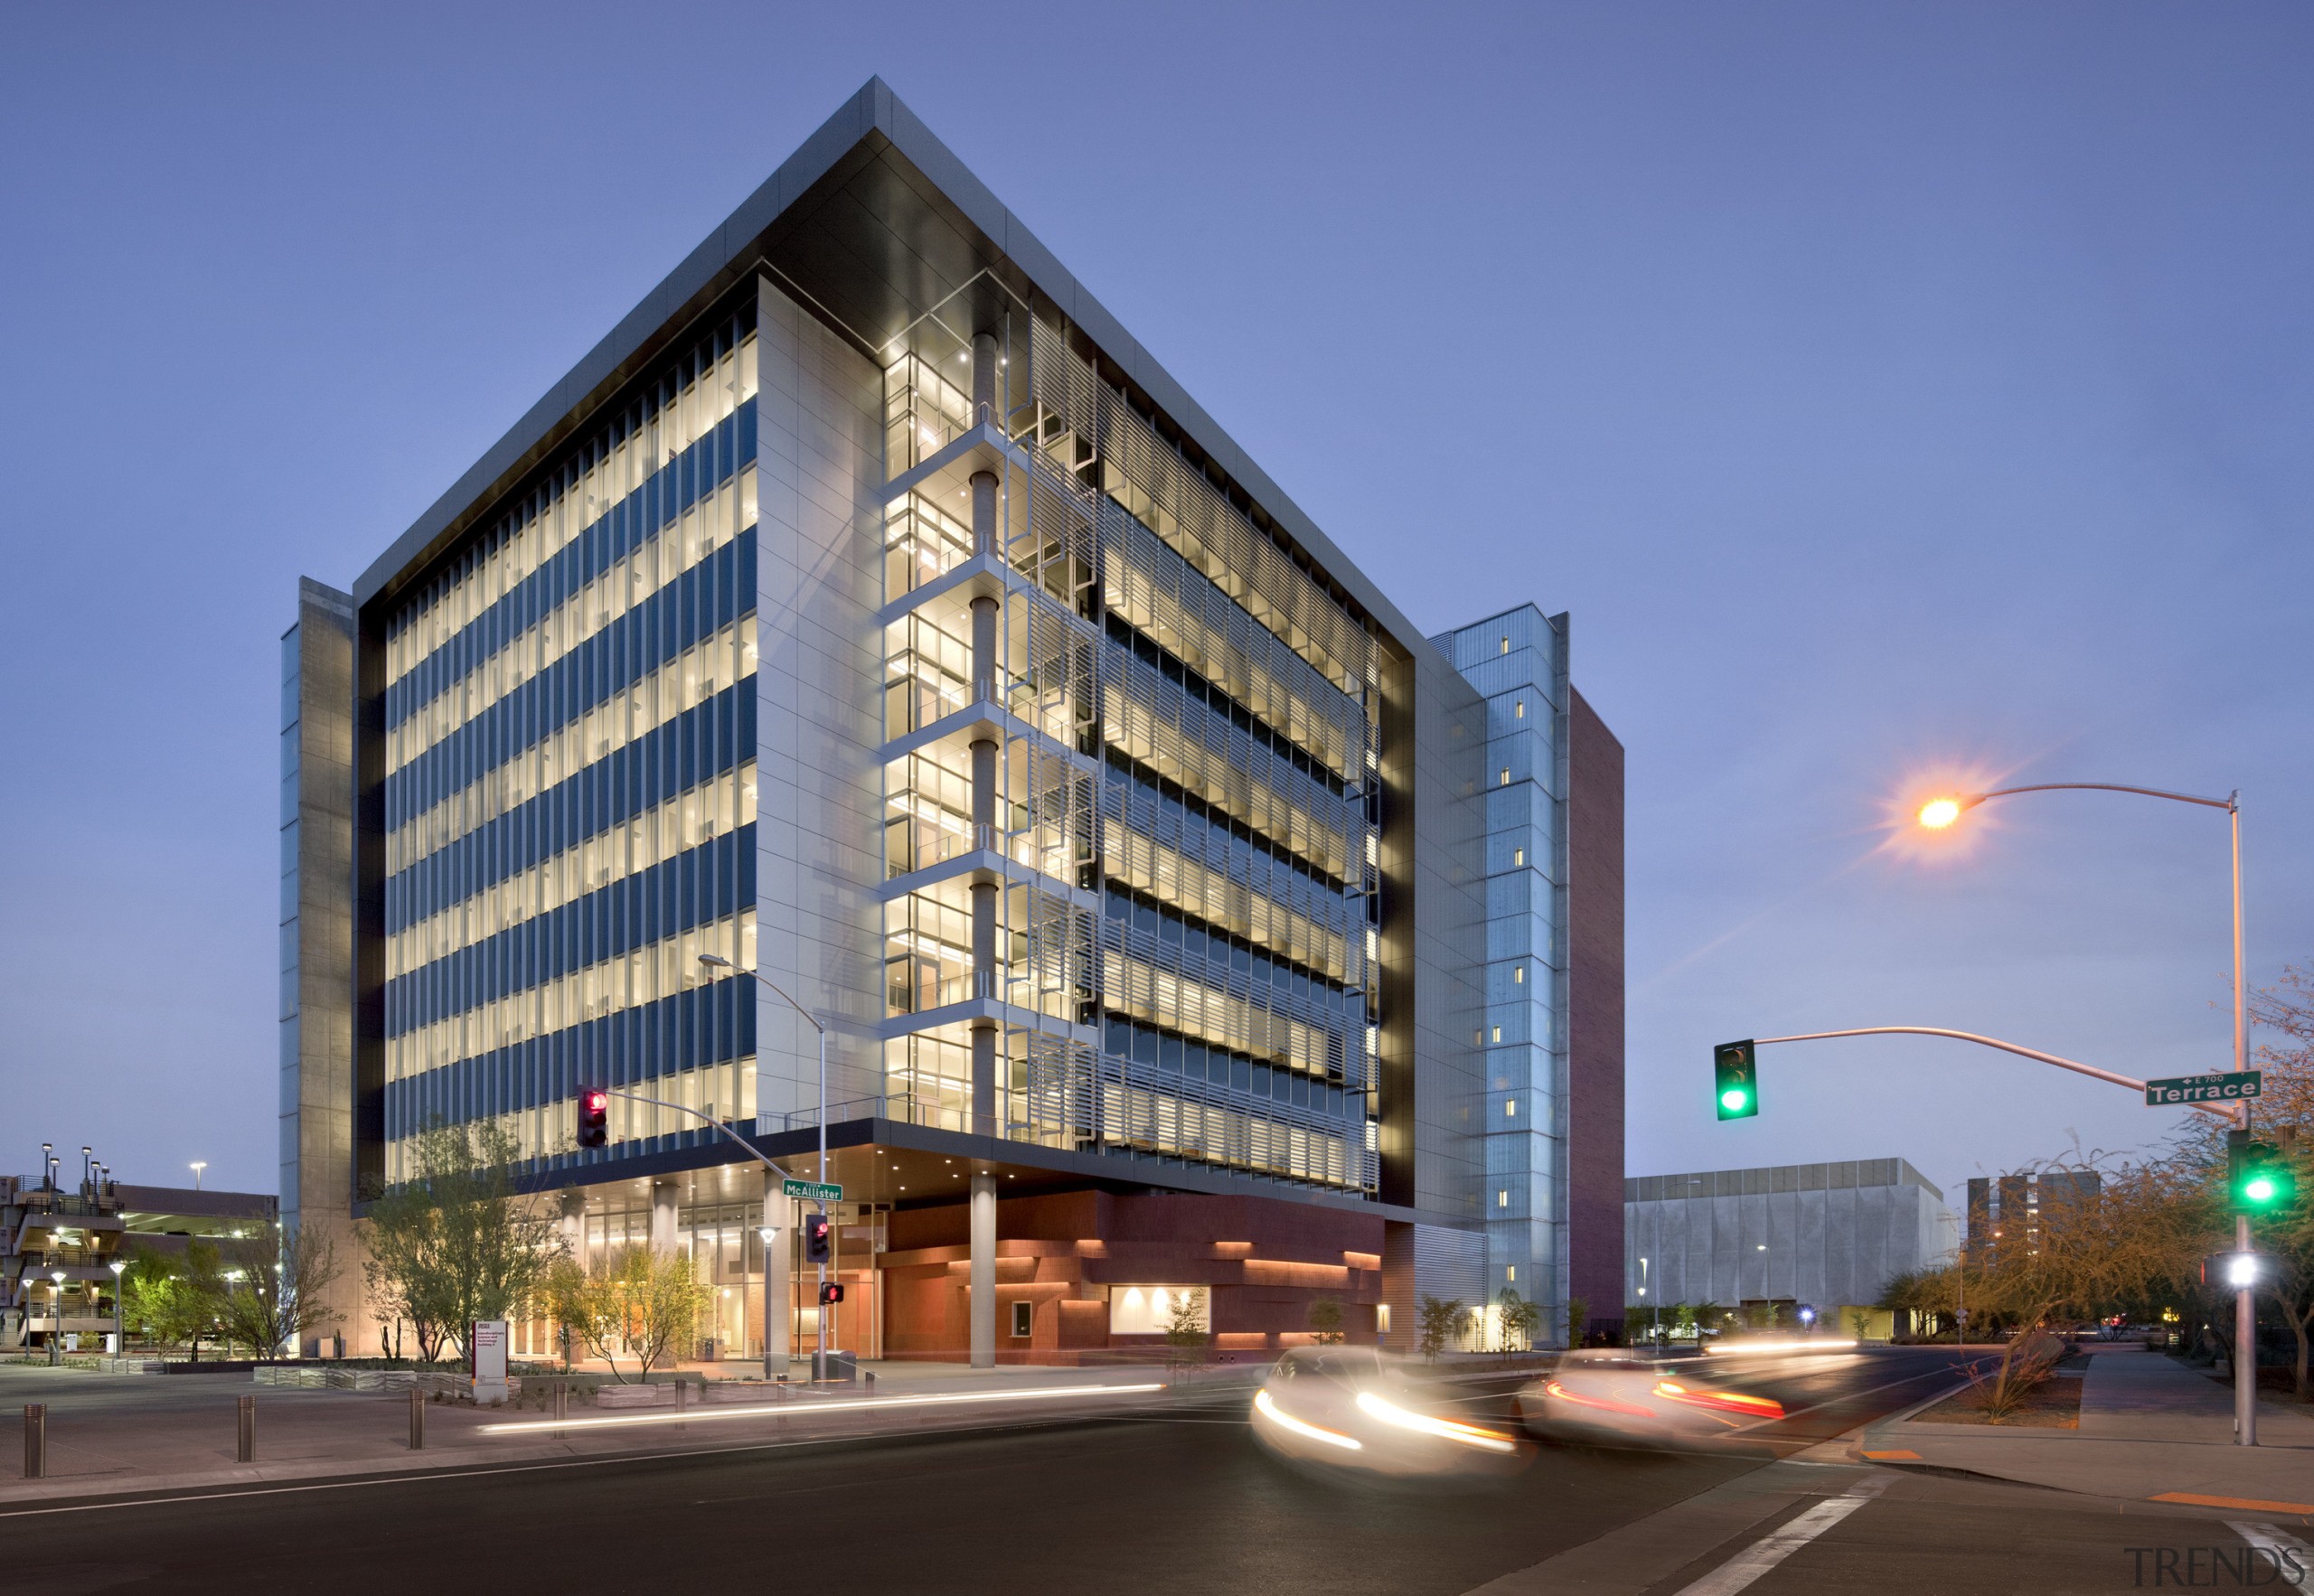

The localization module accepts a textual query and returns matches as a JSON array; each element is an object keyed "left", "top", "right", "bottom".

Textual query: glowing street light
[{"left": 1916, "top": 797, "right": 1964, "bottom": 830}]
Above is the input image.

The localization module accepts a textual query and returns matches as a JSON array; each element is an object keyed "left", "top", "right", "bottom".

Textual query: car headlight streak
[
  {"left": 1353, "top": 1389, "right": 1518, "bottom": 1452},
  {"left": 1252, "top": 1387, "right": 1363, "bottom": 1450}
]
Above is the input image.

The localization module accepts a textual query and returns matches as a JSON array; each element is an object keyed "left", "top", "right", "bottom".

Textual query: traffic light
[
  {"left": 2230, "top": 1137, "right": 2296, "bottom": 1214},
  {"left": 804, "top": 1213, "right": 832, "bottom": 1264},
  {"left": 819, "top": 1281, "right": 845, "bottom": 1305},
  {"left": 577, "top": 1087, "right": 609, "bottom": 1149},
  {"left": 1713, "top": 1040, "right": 1759, "bottom": 1121}
]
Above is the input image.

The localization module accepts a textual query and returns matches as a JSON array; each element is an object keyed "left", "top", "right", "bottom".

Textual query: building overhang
[{"left": 512, "top": 1115, "right": 1463, "bottom": 1230}]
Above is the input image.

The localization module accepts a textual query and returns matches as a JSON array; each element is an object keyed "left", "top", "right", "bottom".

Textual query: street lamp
[
  {"left": 699, "top": 953, "right": 830, "bottom": 1377},
  {"left": 189, "top": 1160, "right": 207, "bottom": 1191},
  {"left": 49, "top": 1270, "right": 65, "bottom": 1365},
  {"left": 108, "top": 1259, "right": 126, "bottom": 1355},
  {"left": 1916, "top": 779, "right": 2255, "bottom": 1443}
]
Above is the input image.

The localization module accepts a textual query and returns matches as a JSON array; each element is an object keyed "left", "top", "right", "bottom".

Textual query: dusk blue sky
[{"left": 5, "top": 4, "right": 2309, "bottom": 1212}]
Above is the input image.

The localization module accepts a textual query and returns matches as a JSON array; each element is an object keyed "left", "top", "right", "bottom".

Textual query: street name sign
[
  {"left": 783, "top": 1178, "right": 843, "bottom": 1203},
  {"left": 2144, "top": 1071, "right": 2262, "bottom": 1106}
]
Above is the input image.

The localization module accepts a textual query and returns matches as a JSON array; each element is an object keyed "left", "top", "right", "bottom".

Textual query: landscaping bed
[{"left": 1916, "top": 1372, "right": 2084, "bottom": 1428}]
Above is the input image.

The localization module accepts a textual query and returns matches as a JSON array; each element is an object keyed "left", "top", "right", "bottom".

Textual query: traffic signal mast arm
[
  {"left": 584, "top": 1085, "right": 796, "bottom": 1177},
  {"left": 1750, "top": 1027, "right": 2240, "bottom": 1123}
]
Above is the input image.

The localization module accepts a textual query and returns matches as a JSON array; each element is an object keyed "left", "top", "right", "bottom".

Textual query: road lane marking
[
  {"left": 2159, "top": 1492, "right": 2314, "bottom": 1515},
  {"left": 1672, "top": 1479, "right": 1887, "bottom": 1596},
  {"left": 1860, "top": 1450, "right": 1920, "bottom": 1460},
  {"left": 2228, "top": 1522, "right": 2313, "bottom": 1583}
]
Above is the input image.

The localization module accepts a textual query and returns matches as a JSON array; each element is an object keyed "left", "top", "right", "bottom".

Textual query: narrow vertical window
[{"left": 1515, "top": 699, "right": 1525, "bottom": 718}]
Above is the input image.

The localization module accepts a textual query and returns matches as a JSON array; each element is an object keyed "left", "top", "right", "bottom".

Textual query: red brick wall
[{"left": 878, "top": 1188, "right": 1387, "bottom": 1363}]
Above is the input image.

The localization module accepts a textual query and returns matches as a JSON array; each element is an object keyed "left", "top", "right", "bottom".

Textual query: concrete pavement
[
  {"left": 0, "top": 1359, "right": 1224, "bottom": 1505},
  {"left": 1851, "top": 1343, "right": 2314, "bottom": 1512}
]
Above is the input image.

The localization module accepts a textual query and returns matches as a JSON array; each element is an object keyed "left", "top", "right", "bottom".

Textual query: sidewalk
[
  {"left": 0, "top": 1358, "right": 1221, "bottom": 1507},
  {"left": 1847, "top": 1344, "right": 2314, "bottom": 1513}
]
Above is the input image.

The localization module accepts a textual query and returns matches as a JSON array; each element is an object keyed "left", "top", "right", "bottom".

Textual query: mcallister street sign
[
  {"left": 783, "top": 1178, "right": 843, "bottom": 1203},
  {"left": 2145, "top": 1071, "right": 2262, "bottom": 1107}
]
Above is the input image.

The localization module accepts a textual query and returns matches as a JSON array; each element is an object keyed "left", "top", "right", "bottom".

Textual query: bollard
[
  {"left": 236, "top": 1394, "right": 255, "bottom": 1463},
  {"left": 24, "top": 1404, "right": 45, "bottom": 1479},
  {"left": 552, "top": 1377, "right": 568, "bottom": 1439},
  {"left": 408, "top": 1385, "right": 425, "bottom": 1450},
  {"left": 674, "top": 1378, "right": 687, "bottom": 1431}
]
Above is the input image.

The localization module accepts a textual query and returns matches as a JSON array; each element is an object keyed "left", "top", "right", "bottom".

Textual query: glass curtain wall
[
  {"left": 1436, "top": 606, "right": 1569, "bottom": 1327},
  {"left": 379, "top": 307, "right": 763, "bottom": 1183},
  {"left": 877, "top": 308, "right": 1381, "bottom": 1195}
]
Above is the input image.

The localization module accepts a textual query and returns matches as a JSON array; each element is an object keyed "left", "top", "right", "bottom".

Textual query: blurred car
[
  {"left": 1516, "top": 1348, "right": 1785, "bottom": 1444},
  {"left": 1250, "top": 1347, "right": 1523, "bottom": 1476}
]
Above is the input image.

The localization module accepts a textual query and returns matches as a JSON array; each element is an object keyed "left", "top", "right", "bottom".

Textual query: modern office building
[
  {"left": 1625, "top": 1159, "right": 1957, "bottom": 1327},
  {"left": 1965, "top": 1170, "right": 2102, "bottom": 1268},
  {"left": 281, "top": 79, "right": 1625, "bottom": 1363}
]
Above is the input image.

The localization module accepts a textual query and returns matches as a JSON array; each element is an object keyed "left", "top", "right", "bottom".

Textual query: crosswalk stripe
[{"left": 1674, "top": 1481, "right": 1886, "bottom": 1596}]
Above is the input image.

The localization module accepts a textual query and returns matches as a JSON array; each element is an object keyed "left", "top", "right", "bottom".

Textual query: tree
[
  {"left": 121, "top": 1242, "right": 217, "bottom": 1351},
  {"left": 1498, "top": 1288, "right": 1540, "bottom": 1355},
  {"left": 1306, "top": 1296, "right": 1345, "bottom": 1346},
  {"left": 1416, "top": 1294, "right": 1463, "bottom": 1363},
  {"left": 1162, "top": 1287, "right": 1209, "bottom": 1369},
  {"left": 362, "top": 1118, "right": 564, "bottom": 1363},
  {"left": 1562, "top": 1293, "right": 1589, "bottom": 1347},
  {"left": 1848, "top": 1307, "right": 1874, "bottom": 1341},
  {"left": 542, "top": 1245, "right": 710, "bottom": 1382},
  {"left": 209, "top": 1223, "right": 342, "bottom": 1357}
]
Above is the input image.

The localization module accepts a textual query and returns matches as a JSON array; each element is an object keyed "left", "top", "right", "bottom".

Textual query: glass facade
[
  {"left": 379, "top": 309, "right": 762, "bottom": 1181},
  {"left": 875, "top": 315, "right": 1382, "bottom": 1193},
  {"left": 1435, "top": 607, "right": 1570, "bottom": 1320}
]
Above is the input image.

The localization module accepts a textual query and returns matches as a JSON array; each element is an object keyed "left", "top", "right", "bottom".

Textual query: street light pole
[
  {"left": 699, "top": 953, "right": 829, "bottom": 1376},
  {"left": 108, "top": 1260, "right": 125, "bottom": 1357},
  {"left": 1920, "top": 781, "right": 2254, "bottom": 1443},
  {"left": 189, "top": 1161, "right": 206, "bottom": 1192}
]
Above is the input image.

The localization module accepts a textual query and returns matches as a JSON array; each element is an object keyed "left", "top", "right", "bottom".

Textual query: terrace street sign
[
  {"left": 783, "top": 1178, "right": 843, "bottom": 1203},
  {"left": 2145, "top": 1071, "right": 2262, "bottom": 1107}
]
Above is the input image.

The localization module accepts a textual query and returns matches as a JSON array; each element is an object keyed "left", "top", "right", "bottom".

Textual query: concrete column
[
  {"left": 650, "top": 1181, "right": 679, "bottom": 1255},
  {"left": 970, "top": 1020, "right": 998, "bottom": 1138},
  {"left": 972, "top": 332, "right": 998, "bottom": 426},
  {"left": 760, "top": 1171, "right": 792, "bottom": 1369},
  {"left": 970, "top": 1173, "right": 997, "bottom": 1368},
  {"left": 971, "top": 471, "right": 999, "bottom": 559},
  {"left": 970, "top": 594, "right": 998, "bottom": 704},
  {"left": 559, "top": 1192, "right": 587, "bottom": 1266}
]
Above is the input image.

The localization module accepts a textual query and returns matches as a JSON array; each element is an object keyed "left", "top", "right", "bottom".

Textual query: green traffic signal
[
  {"left": 2230, "top": 1138, "right": 2297, "bottom": 1214},
  {"left": 1714, "top": 1040, "right": 1759, "bottom": 1122}
]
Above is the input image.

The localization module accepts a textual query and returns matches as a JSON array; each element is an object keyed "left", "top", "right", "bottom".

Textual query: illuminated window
[
  {"left": 1491, "top": 1026, "right": 1502, "bottom": 1044},
  {"left": 1505, "top": 1265, "right": 1516, "bottom": 1282},
  {"left": 1497, "top": 1189, "right": 1510, "bottom": 1208},
  {"left": 1505, "top": 1096, "right": 1517, "bottom": 1118},
  {"left": 1473, "top": 1030, "right": 1482, "bottom": 1047},
  {"left": 1499, "top": 768, "right": 1510, "bottom": 786},
  {"left": 1515, "top": 699, "right": 1525, "bottom": 718},
  {"left": 1500, "top": 637, "right": 1510, "bottom": 655},
  {"left": 1512, "top": 847, "right": 1525, "bottom": 868},
  {"left": 1513, "top": 965, "right": 1524, "bottom": 984}
]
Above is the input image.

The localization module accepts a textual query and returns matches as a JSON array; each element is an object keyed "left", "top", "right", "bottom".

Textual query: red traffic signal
[
  {"left": 820, "top": 1281, "right": 845, "bottom": 1305},
  {"left": 577, "top": 1088, "right": 609, "bottom": 1149},
  {"left": 804, "top": 1213, "right": 832, "bottom": 1264}
]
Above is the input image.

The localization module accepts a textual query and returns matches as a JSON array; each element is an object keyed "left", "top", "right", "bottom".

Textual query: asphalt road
[{"left": 2, "top": 1347, "right": 2294, "bottom": 1594}]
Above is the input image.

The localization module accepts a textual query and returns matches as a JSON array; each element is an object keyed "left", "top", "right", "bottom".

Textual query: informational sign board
[
  {"left": 471, "top": 1319, "right": 509, "bottom": 1404},
  {"left": 2144, "top": 1071, "right": 2262, "bottom": 1106},
  {"left": 783, "top": 1178, "right": 843, "bottom": 1203}
]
